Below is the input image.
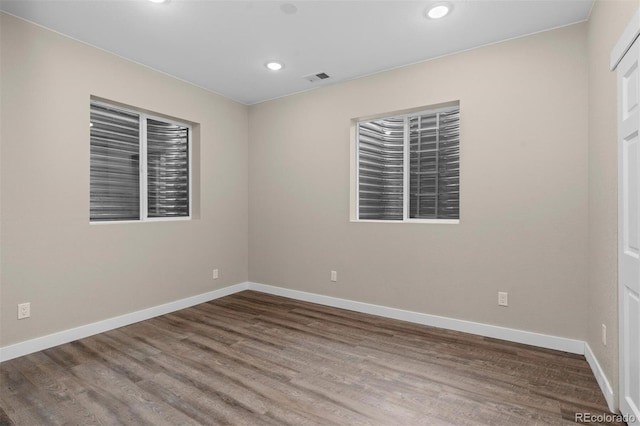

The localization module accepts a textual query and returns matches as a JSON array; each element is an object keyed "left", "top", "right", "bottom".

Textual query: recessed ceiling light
[
  {"left": 265, "top": 61, "right": 284, "bottom": 71},
  {"left": 148, "top": 0, "right": 168, "bottom": 3},
  {"left": 426, "top": 3, "right": 450, "bottom": 19}
]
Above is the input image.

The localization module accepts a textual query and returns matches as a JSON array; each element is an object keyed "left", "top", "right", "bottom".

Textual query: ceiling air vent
[{"left": 304, "top": 72, "right": 331, "bottom": 83}]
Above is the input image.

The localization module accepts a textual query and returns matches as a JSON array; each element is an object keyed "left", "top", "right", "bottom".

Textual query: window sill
[
  {"left": 352, "top": 219, "right": 459, "bottom": 225},
  {"left": 90, "top": 216, "right": 192, "bottom": 225}
]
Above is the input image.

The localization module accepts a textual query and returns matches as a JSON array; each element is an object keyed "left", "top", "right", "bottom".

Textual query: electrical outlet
[
  {"left": 602, "top": 324, "right": 607, "bottom": 346},
  {"left": 18, "top": 302, "right": 30, "bottom": 319},
  {"left": 330, "top": 270, "right": 337, "bottom": 282},
  {"left": 212, "top": 269, "right": 219, "bottom": 280},
  {"left": 498, "top": 292, "right": 508, "bottom": 307}
]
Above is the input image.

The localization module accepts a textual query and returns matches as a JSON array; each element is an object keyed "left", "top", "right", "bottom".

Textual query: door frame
[
  {"left": 612, "top": 6, "right": 640, "bottom": 421},
  {"left": 610, "top": 8, "right": 640, "bottom": 72}
]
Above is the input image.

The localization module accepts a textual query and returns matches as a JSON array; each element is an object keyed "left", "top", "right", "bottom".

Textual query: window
[
  {"left": 356, "top": 104, "right": 460, "bottom": 222},
  {"left": 90, "top": 100, "right": 191, "bottom": 222}
]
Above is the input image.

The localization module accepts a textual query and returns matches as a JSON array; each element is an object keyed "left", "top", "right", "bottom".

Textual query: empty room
[{"left": 1, "top": 0, "right": 639, "bottom": 424}]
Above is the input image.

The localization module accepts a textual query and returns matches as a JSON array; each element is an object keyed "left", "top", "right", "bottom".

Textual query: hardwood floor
[{"left": 0, "top": 291, "right": 623, "bottom": 425}]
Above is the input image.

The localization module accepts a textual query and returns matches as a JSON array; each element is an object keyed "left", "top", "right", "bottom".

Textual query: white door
[{"left": 619, "top": 36, "right": 640, "bottom": 426}]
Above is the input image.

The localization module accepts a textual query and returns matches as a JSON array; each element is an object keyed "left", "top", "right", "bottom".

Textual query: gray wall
[
  {"left": 0, "top": 13, "right": 249, "bottom": 346},
  {"left": 249, "top": 23, "right": 589, "bottom": 340}
]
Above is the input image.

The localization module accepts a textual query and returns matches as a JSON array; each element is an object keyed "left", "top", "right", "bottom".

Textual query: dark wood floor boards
[
  {"left": 73, "top": 362, "right": 195, "bottom": 425},
  {"left": 0, "top": 290, "right": 623, "bottom": 425}
]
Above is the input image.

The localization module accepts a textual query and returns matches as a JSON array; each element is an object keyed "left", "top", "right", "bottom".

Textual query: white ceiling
[{"left": 0, "top": 0, "right": 593, "bottom": 105}]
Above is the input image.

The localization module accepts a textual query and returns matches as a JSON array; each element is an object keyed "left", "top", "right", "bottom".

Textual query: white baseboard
[
  {"left": 584, "top": 343, "right": 616, "bottom": 413},
  {"left": 0, "top": 282, "right": 250, "bottom": 362},
  {"left": 2, "top": 281, "right": 616, "bottom": 411},
  {"left": 249, "top": 282, "right": 586, "bottom": 354},
  {"left": 2, "top": 281, "right": 587, "bottom": 363}
]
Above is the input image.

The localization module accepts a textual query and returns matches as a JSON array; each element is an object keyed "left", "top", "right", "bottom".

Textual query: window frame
[
  {"left": 354, "top": 104, "right": 460, "bottom": 225},
  {"left": 90, "top": 100, "right": 193, "bottom": 225}
]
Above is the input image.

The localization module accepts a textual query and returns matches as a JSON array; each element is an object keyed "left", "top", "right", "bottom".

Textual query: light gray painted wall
[
  {"left": 0, "top": 13, "right": 249, "bottom": 346},
  {"left": 249, "top": 23, "right": 589, "bottom": 340}
]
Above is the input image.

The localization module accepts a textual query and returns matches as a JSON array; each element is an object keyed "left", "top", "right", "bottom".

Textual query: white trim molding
[
  {"left": 1, "top": 280, "right": 618, "bottom": 411},
  {"left": 0, "top": 282, "right": 616, "bottom": 412},
  {"left": 1, "top": 281, "right": 587, "bottom": 362},
  {"left": 249, "top": 282, "right": 585, "bottom": 354},
  {"left": 253, "top": 283, "right": 617, "bottom": 410},
  {"left": 610, "top": 6, "right": 640, "bottom": 71},
  {"left": 585, "top": 343, "right": 616, "bottom": 413},
  {"left": 0, "top": 282, "right": 250, "bottom": 362}
]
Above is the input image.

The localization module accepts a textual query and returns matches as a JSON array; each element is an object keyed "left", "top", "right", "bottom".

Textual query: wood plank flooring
[{"left": 0, "top": 291, "right": 623, "bottom": 425}]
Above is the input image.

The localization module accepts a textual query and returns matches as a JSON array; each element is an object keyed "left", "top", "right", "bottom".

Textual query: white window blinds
[
  {"left": 90, "top": 101, "right": 191, "bottom": 222},
  {"left": 357, "top": 105, "right": 460, "bottom": 222}
]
